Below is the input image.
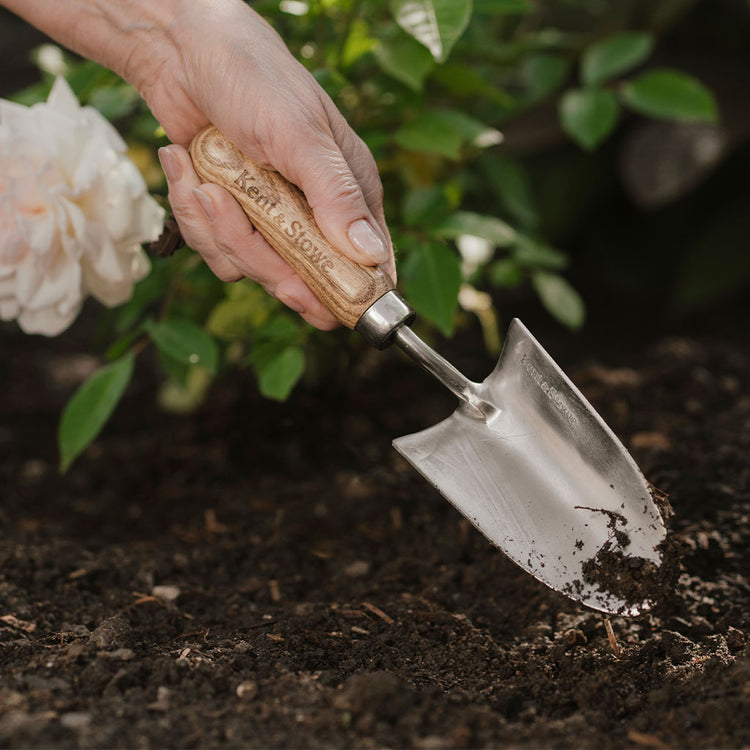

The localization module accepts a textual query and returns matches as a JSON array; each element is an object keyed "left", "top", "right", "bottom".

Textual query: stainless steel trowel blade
[{"left": 393, "top": 319, "right": 667, "bottom": 615}]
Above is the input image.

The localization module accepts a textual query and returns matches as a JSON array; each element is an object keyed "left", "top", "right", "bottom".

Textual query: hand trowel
[{"left": 189, "top": 126, "right": 668, "bottom": 616}]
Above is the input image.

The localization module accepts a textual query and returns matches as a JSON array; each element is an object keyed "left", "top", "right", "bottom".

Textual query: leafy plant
[
  {"left": 11, "top": 0, "right": 722, "bottom": 470},
  {"left": 559, "top": 30, "right": 717, "bottom": 151}
]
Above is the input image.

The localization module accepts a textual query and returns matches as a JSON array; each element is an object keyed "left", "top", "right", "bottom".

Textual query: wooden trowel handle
[{"left": 188, "top": 126, "right": 394, "bottom": 329}]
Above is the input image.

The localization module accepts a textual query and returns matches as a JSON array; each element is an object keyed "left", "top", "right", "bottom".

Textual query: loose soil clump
[
  {"left": 1, "top": 320, "right": 750, "bottom": 748},
  {"left": 578, "top": 490, "right": 682, "bottom": 613}
]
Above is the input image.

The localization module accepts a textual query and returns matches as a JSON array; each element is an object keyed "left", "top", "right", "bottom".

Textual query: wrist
[
  {"left": 77, "top": 0, "right": 183, "bottom": 90},
  {"left": 1, "top": 0, "right": 184, "bottom": 90}
]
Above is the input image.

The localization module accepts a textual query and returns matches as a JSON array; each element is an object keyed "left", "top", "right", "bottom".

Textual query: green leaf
[
  {"left": 256, "top": 314, "right": 305, "bottom": 345},
  {"left": 488, "top": 258, "right": 524, "bottom": 288},
  {"left": 145, "top": 318, "right": 219, "bottom": 373},
  {"left": 474, "top": 0, "right": 530, "bottom": 13},
  {"left": 394, "top": 114, "right": 464, "bottom": 159},
  {"left": 521, "top": 53, "right": 570, "bottom": 102},
  {"left": 10, "top": 78, "right": 53, "bottom": 106},
  {"left": 402, "top": 240, "right": 462, "bottom": 335},
  {"left": 391, "top": 0, "right": 473, "bottom": 63},
  {"left": 581, "top": 32, "right": 654, "bottom": 87},
  {"left": 531, "top": 271, "right": 585, "bottom": 330},
  {"left": 432, "top": 63, "right": 514, "bottom": 106},
  {"left": 58, "top": 352, "right": 135, "bottom": 472},
  {"left": 105, "top": 328, "right": 144, "bottom": 363},
  {"left": 480, "top": 154, "right": 538, "bottom": 229},
  {"left": 65, "top": 60, "right": 116, "bottom": 100},
  {"left": 88, "top": 83, "right": 140, "bottom": 120},
  {"left": 402, "top": 186, "right": 458, "bottom": 227},
  {"left": 434, "top": 211, "right": 517, "bottom": 247},
  {"left": 559, "top": 88, "right": 619, "bottom": 151},
  {"left": 431, "top": 109, "right": 502, "bottom": 148},
  {"left": 620, "top": 69, "right": 718, "bottom": 122},
  {"left": 254, "top": 346, "right": 306, "bottom": 402},
  {"left": 512, "top": 236, "right": 568, "bottom": 270},
  {"left": 374, "top": 32, "right": 435, "bottom": 91},
  {"left": 394, "top": 109, "right": 501, "bottom": 159},
  {"left": 341, "top": 18, "right": 377, "bottom": 69},
  {"left": 207, "top": 283, "right": 274, "bottom": 341},
  {"left": 157, "top": 348, "right": 192, "bottom": 386}
]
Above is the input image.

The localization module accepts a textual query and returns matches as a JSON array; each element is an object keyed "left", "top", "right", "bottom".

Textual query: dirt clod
[{"left": 89, "top": 615, "right": 134, "bottom": 651}]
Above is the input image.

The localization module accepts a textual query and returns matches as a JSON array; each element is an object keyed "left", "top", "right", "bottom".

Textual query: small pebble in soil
[
  {"left": 152, "top": 585, "right": 180, "bottom": 601},
  {"left": 59, "top": 712, "right": 91, "bottom": 731},
  {"left": 146, "top": 687, "right": 171, "bottom": 712},
  {"left": 236, "top": 681, "right": 259, "bottom": 701},
  {"left": 344, "top": 560, "right": 371, "bottom": 578}
]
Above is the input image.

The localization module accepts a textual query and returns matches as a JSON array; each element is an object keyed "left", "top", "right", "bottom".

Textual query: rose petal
[
  {"left": 47, "top": 76, "right": 81, "bottom": 117},
  {"left": 0, "top": 297, "right": 20, "bottom": 320},
  {"left": 18, "top": 301, "right": 79, "bottom": 336},
  {"left": 24, "top": 251, "right": 81, "bottom": 311},
  {"left": 0, "top": 274, "right": 16, "bottom": 296}
]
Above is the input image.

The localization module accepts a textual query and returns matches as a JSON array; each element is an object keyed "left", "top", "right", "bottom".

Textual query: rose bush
[{"left": 0, "top": 77, "right": 164, "bottom": 336}]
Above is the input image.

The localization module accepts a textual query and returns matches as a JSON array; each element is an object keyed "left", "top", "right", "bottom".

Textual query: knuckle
[
  {"left": 216, "top": 268, "right": 243, "bottom": 283},
  {"left": 325, "top": 171, "right": 364, "bottom": 205},
  {"left": 212, "top": 235, "right": 240, "bottom": 261}
]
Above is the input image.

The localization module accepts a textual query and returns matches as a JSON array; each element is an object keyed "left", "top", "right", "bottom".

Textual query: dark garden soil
[{"left": 1, "top": 303, "right": 749, "bottom": 750}]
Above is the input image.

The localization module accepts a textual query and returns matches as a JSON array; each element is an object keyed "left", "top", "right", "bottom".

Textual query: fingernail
[
  {"left": 192, "top": 188, "right": 216, "bottom": 221},
  {"left": 276, "top": 291, "right": 306, "bottom": 314},
  {"left": 158, "top": 146, "right": 182, "bottom": 182},
  {"left": 347, "top": 219, "right": 389, "bottom": 264}
]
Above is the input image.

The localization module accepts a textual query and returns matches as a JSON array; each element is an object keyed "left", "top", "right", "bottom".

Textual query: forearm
[
  {"left": 1, "top": 0, "right": 281, "bottom": 142},
  {"left": 1, "top": 0, "right": 186, "bottom": 91}
]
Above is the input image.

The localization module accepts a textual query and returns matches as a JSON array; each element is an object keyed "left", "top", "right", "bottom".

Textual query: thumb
[{"left": 287, "top": 141, "right": 392, "bottom": 272}]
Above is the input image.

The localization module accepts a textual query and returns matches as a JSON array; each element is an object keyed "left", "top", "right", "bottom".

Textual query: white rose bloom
[{"left": 0, "top": 77, "right": 165, "bottom": 336}]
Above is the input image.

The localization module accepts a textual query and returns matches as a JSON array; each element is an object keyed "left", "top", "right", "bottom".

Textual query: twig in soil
[
  {"left": 204, "top": 509, "right": 229, "bottom": 534},
  {"left": 362, "top": 601, "right": 395, "bottom": 625},
  {"left": 390, "top": 507, "right": 403, "bottom": 532},
  {"left": 1, "top": 614, "right": 37, "bottom": 633},
  {"left": 269, "top": 579, "right": 282, "bottom": 602},
  {"left": 604, "top": 618, "right": 621, "bottom": 659},
  {"left": 175, "top": 646, "right": 212, "bottom": 662},
  {"left": 626, "top": 729, "right": 672, "bottom": 749},
  {"left": 131, "top": 592, "right": 165, "bottom": 607},
  {"left": 240, "top": 618, "right": 282, "bottom": 631},
  {"left": 68, "top": 567, "right": 95, "bottom": 580}
]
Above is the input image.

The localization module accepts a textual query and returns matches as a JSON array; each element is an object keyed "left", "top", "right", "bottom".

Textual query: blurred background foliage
[{"left": 2, "top": 0, "right": 750, "bottom": 468}]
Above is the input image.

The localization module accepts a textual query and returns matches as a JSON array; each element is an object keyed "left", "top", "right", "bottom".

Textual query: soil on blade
[
  {"left": 577, "top": 490, "right": 682, "bottom": 613},
  {"left": 2, "top": 318, "right": 750, "bottom": 749}
]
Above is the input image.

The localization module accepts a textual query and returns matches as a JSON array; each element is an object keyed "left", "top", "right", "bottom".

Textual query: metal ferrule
[{"left": 355, "top": 290, "right": 415, "bottom": 349}]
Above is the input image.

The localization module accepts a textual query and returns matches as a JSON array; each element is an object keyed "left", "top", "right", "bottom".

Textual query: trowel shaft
[{"left": 393, "top": 326, "right": 496, "bottom": 422}]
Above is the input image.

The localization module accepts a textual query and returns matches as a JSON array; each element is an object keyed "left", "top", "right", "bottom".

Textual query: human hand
[
  {"left": 140, "top": 1, "right": 394, "bottom": 329},
  {"left": 0, "top": 0, "right": 394, "bottom": 328}
]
